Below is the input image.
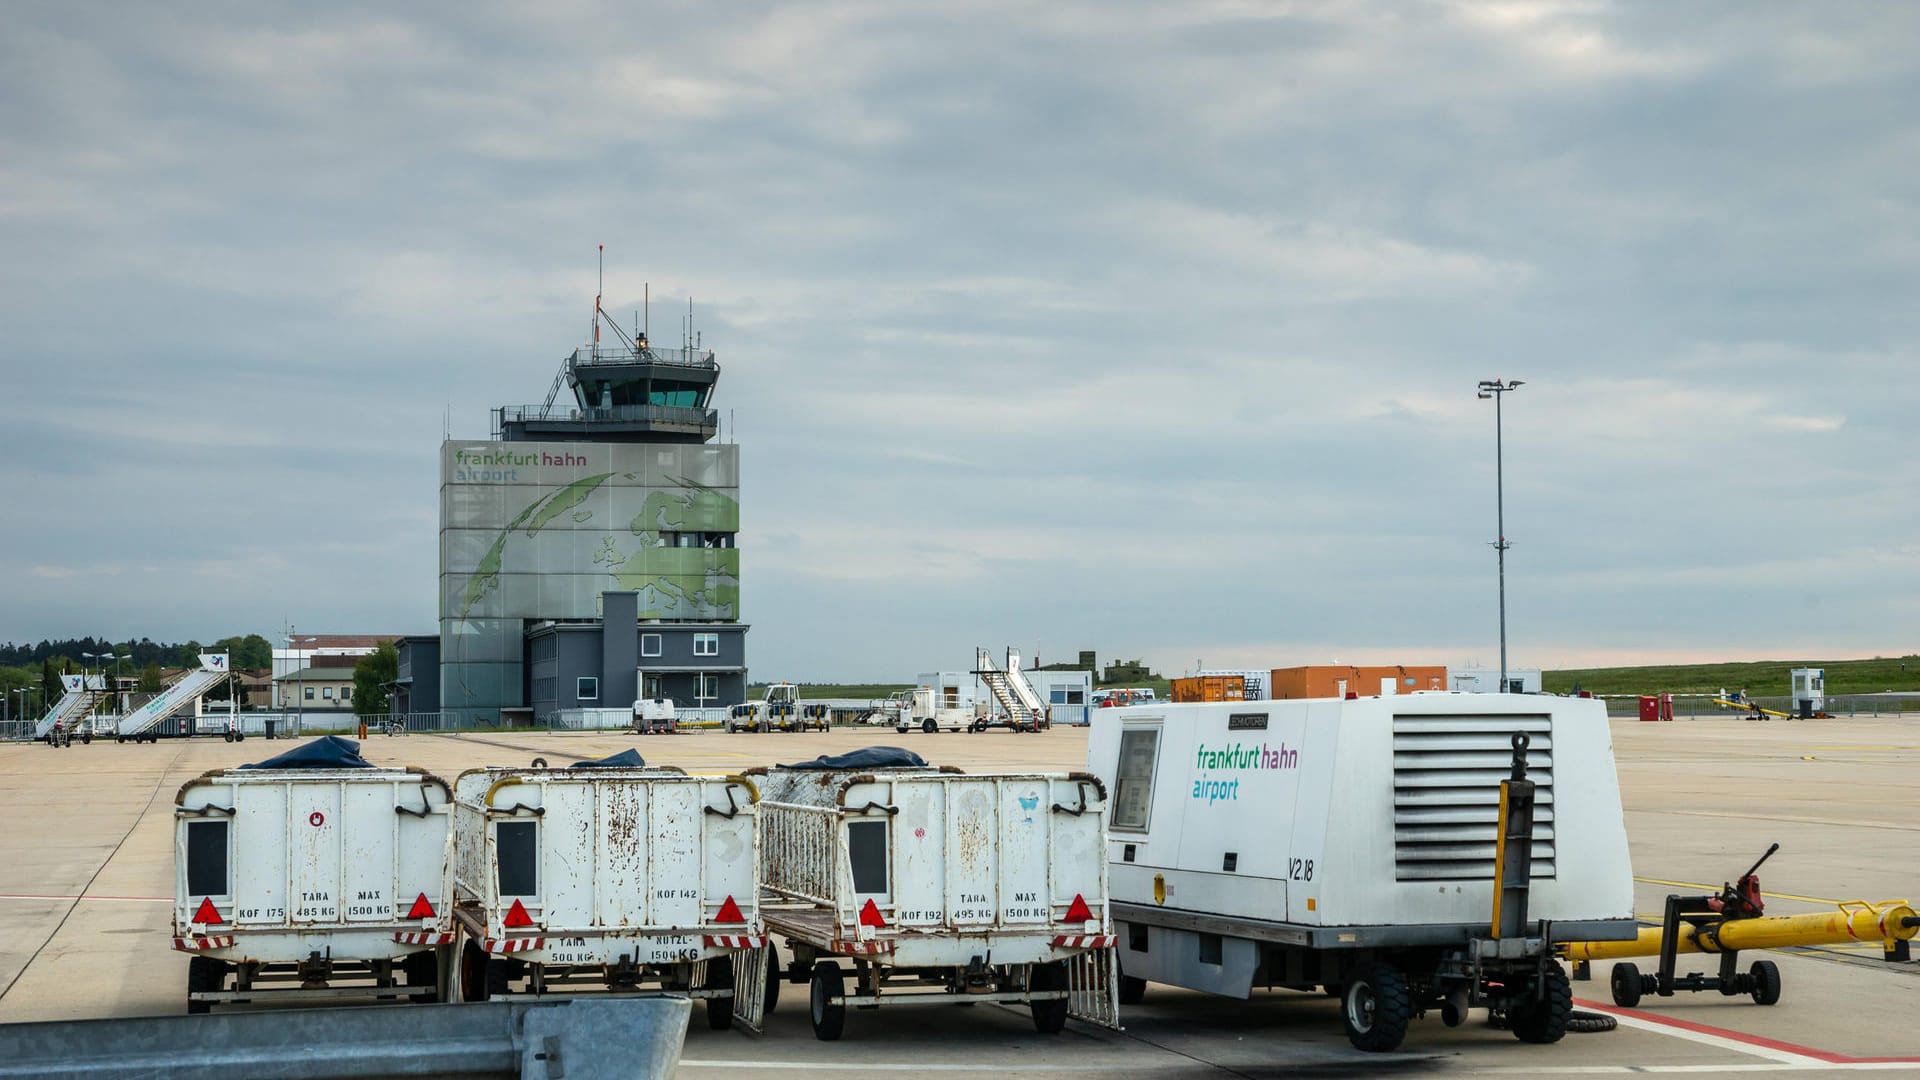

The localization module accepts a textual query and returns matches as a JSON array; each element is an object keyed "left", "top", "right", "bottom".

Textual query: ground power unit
[
  {"left": 447, "top": 757, "right": 769, "bottom": 1032},
  {"left": 752, "top": 751, "right": 1121, "bottom": 1040},
  {"left": 1087, "top": 693, "right": 1636, "bottom": 1051},
  {"left": 172, "top": 748, "right": 456, "bottom": 1012}
]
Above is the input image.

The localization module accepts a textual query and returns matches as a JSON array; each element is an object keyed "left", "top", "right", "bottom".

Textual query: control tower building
[{"left": 436, "top": 306, "right": 744, "bottom": 723}]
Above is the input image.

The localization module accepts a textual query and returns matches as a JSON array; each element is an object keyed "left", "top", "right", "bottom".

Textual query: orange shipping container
[
  {"left": 1269, "top": 665, "right": 1448, "bottom": 700},
  {"left": 1172, "top": 675, "right": 1246, "bottom": 703}
]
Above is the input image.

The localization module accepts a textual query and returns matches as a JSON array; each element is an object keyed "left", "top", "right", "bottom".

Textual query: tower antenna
[{"left": 594, "top": 244, "right": 603, "bottom": 346}]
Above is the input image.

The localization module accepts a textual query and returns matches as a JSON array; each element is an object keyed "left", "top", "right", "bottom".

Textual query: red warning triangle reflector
[
  {"left": 504, "top": 897, "right": 535, "bottom": 928},
  {"left": 1065, "top": 893, "right": 1094, "bottom": 923},
  {"left": 406, "top": 892, "right": 436, "bottom": 920},
  {"left": 715, "top": 895, "right": 745, "bottom": 924},
  {"left": 193, "top": 897, "right": 224, "bottom": 925},
  {"left": 858, "top": 898, "right": 887, "bottom": 928}
]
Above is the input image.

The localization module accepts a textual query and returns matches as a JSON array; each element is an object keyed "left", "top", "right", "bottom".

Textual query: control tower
[{"left": 437, "top": 298, "right": 745, "bottom": 725}]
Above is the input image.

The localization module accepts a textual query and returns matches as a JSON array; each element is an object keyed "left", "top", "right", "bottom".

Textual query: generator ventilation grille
[{"left": 1391, "top": 713, "right": 1555, "bottom": 882}]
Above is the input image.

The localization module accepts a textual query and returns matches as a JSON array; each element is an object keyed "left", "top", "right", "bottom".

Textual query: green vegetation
[
  {"left": 1544, "top": 655, "right": 1920, "bottom": 697},
  {"left": 354, "top": 642, "right": 398, "bottom": 717}
]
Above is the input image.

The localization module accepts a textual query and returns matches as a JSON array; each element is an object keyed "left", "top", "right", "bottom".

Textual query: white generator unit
[
  {"left": 1087, "top": 694, "right": 1635, "bottom": 1052},
  {"left": 447, "top": 756, "right": 768, "bottom": 1032},
  {"left": 172, "top": 748, "right": 455, "bottom": 1012},
  {"left": 890, "top": 686, "right": 978, "bottom": 734},
  {"left": 752, "top": 750, "right": 1120, "bottom": 1040}
]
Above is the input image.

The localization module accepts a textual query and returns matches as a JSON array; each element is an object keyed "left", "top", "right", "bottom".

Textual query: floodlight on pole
[{"left": 1477, "top": 378, "right": 1525, "bottom": 693}]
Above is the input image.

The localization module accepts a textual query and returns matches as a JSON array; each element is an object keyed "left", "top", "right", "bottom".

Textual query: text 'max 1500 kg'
[
  {"left": 173, "top": 744, "right": 455, "bottom": 1012},
  {"left": 1088, "top": 693, "right": 1636, "bottom": 1052},
  {"left": 448, "top": 755, "right": 769, "bottom": 1032},
  {"left": 751, "top": 749, "right": 1121, "bottom": 1041}
]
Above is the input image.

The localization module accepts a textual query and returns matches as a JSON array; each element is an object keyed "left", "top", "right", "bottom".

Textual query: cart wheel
[
  {"left": 81, "top": 732, "right": 91, "bottom": 744},
  {"left": 1342, "top": 962, "right": 1411, "bottom": 1052},
  {"left": 223, "top": 732, "right": 234, "bottom": 743},
  {"left": 896, "top": 727, "right": 908, "bottom": 734},
  {"left": 1511, "top": 961, "right": 1573, "bottom": 1044},
  {"left": 1610, "top": 961, "right": 1643, "bottom": 1008},
  {"left": 1029, "top": 961, "right": 1069, "bottom": 1034},
  {"left": 1118, "top": 974, "right": 1147, "bottom": 1005},
  {"left": 703, "top": 955, "right": 736, "bottom": 1030},
  {"left": 764, "top": 943, "right": 782, "bottom": 1014},
  {"left": 1749, "top": 959, "right": 1782, "bottom": 1006},
  {"left": 459, "top": 940, "right": 508, "bottom": 1001},
  {"left": 404, "top": 950, "right": 440, "bottom": 1003},
  {"left": 187, "top": 955, "right": 224, "bottom": 1015},
  {"left": 922, "top": 719, "right": 937, "bottom": 734},
  {"left": 808, "top": 961, "right": 846, "bottom": 1041}
]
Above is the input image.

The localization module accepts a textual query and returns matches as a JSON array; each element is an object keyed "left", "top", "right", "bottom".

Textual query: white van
[
  {"left": 447, "top": 756, "right": 768, "bottom": 1031},
  {"left": 173, "top": 748, "right": 455, "bottom": 1012}
]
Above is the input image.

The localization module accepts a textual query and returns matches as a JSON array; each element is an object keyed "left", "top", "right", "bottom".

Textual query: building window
[
  {"left": 641, "top": 633, "right": 662, "bottom": 658},
  {"left": 694, "top": 633, "right": 719, "bottom": 657},
  {"left": 577, "top": 677, "right": 599, "bottom": 701},
  {"left": 1112, "top": 727, "right": 1160, "bottom": 831},
  {"left": 696, "top": 673, "right": 718, "bottom": 702},
  {"left": 342, "top": 686, "right": 352, "bottom": 701},
  {"left": 323, "top": 686, "right": 334, "bottom": 700},
  {"left": 304, "top": 686, "right": 315, "bottom": 701}
]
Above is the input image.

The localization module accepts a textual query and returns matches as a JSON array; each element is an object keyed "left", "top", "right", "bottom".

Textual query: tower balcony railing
[
  {"left": 492, "top": 403, "right": 720, "bottom": 437},
  {"left": 570, "top": 344, "right": 717, "bottom": 370}
]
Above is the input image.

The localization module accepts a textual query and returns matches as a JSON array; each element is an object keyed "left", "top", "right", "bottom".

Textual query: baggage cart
[
  {"left": 754, "top": 750, "right": 1121, "bottom": 1040},
  {"left": 172, "top": 738, "right": 455, "bottom": 1012},
  {"left": 447, "top": 754, "right": 769, "bottom": 1032}
]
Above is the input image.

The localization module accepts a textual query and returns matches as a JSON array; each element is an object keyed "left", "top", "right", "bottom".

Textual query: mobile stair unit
[
  {"left": 35, "top": 673, "right": 105, "bottom": 744},
  {"left": 172, "top": 737, "right": 455, "bottom": 1012},
  {"left": 448, "top": 753, "right": 769, "bottom": 1032},
  {"left": 120, "top": 653, "right": 232, "bottom": 742},
  {"left": 1087, "top": 693, "right": 1637, "bottom": 1052},
  {"left": 753, "top": 749, "right": 1120, "bottom": 1040},
  {"left": 973, "top": 648, "right": 1048, "bottom": 732}
]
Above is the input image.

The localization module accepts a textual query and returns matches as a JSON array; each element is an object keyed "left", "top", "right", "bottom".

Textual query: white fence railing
[{"left": 758, "top": 801, "right": 839, "bottom": 909}]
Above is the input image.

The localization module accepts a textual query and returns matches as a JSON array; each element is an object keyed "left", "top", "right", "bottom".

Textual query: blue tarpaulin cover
[
  {"left": 780, "top": 746, "right": 927, "bottom": 770},
  {"left": 240, "top": 735, "right": 374, "bottom": 770},
  {"left": 569, "top": 748, "right": 648, "bottom": 769}
]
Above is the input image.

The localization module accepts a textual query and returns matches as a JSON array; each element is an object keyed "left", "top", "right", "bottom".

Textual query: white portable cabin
[
  {"left": 753, "top": 759, "right": 1120, "bottom": 1040},
  {"left": 1086, "top": 693, "right": 1636, "bottom": 1050},
  {"left": 447, "top": 763, "right": 768, "bottom": 1031},
  {"left": 172, "top": 765, "right": 454, "bottom": 1011}
]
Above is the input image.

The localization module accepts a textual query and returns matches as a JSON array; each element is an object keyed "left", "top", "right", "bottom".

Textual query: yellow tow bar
[{"left": 1564, "top": 900, "right": 1920, "bottom": 962}]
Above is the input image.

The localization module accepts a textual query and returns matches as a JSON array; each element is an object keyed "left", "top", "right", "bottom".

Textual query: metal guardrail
[
  {"left": 0, "top": 719, "right": 33, "bottom": 741},
  {"left": 493, "top": 403, "right": 718, "bottom": 430},
  {"left": 0, "top": 996, "right": 690, "bottom": 1079}
]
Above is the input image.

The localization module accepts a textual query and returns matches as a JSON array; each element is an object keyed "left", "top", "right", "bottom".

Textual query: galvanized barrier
[{"left": 0, "top": 996, "right": 690, "bottom": 1079}]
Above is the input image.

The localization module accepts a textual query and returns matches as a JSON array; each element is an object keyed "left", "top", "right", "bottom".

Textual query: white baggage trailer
[
  {"left": 753, "top": 749, "right": 1121, "bottom": 1040},
  {"left": 171, "top": 741, "right": 455, "bottom": 1012},
  {"left": 447, "top": 754, "right": 769, "bottom": 1032},
  {"left": 1087, "top": 693, "right": 1637, "bottom": 1051}
]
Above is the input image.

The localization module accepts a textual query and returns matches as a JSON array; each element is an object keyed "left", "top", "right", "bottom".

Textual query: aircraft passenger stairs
[
  {"left": 34, "top": 675, "right": 106, "bottom": 740},
  {"left": 974, "top": 647, "right": 1048, "bottom": 730},
  {"left": 117, "top": 654, "right": 232, "bottom": 739}
]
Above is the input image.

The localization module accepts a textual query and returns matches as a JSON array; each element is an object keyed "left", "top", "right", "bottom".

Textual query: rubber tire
[
  {"left": 1118, "top": 974, "right": 1147, "bottom": 1005},
  {"left": 1342, "top": 962, "right": 1412, "bottom": 1053},
  {"left": 187, "top": 955, "right": 223, "bottom": 1015},
  {"left": 1512, "top": 961, "right": 1573, "bottom": 1044},
  {"left": 1749, "top": 959, "right": 1782, "bottom": 1006},
  {"left": 923, "top": 719, "right": 937, "bottom": 734},
  {"left": 808, "top": 961, "right": 846, "bottom": 1041},
  {"left": 704, "top": 955, "right": 736, "bottom": 1030},
  {"left": 223, "top": 732, "right": 234, "bottom": 743},
  {"left": 896, "top": 727, "right": 908, "bottom": 734},
  {"left": 1029, "top": 961, "right": 1069, "bottom": 1034},
  {"left": 460, "top": 941, "right": 509, "bottom": 1002},
  {"left": 763, "top": 943, "right": 782, "bottom": 1014},
  {"left": 1610, "top": 961, "right": 1643, "bottom": 1008},
  {"left": 404, "top": 950, "right": 440, "bottom": 1003}
]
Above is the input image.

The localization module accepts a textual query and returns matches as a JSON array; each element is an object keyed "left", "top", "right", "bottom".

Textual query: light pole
[
  {"left": 1478, "top": 378, "right": 1524, "bottom": 694},
  {"left": 286, "top": 632, "right": 317, "bottom": 737}
]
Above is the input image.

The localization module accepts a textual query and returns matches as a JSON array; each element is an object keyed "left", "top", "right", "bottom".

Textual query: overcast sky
[{"left": 2, "top": 1, "right": 1915, "bottom": 681}]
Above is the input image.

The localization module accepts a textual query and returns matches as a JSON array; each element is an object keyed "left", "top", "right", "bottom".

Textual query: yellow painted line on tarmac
[{"left": 1634, "top": 876, "right": 1850, "bottom": 906}]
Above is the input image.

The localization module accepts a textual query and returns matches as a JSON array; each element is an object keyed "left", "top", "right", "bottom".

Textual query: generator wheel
[
  {"left": 703, "top": 955, "right": 736, "bottom": 1030},
  {"left": 1118, "top": 974, "right": 1147, "bottom": 1005},
  {"left": 896, "top": 727, "right": 909, "bottom": 735},
  {"left": 1749, "top": 959, "right": 1782, "bottom": 1006},
  {"left": 404, "top": 950, "right": 440, "bottom": 1003},
  {"left": 922, "top": 718, "right": 937, "bottom": 734},
  {"left": 1029, "top": 961, "right": 1069, "bottom": 1034},
  {"left": 187, "top": 955, "right": 223, "bottom": 1015},
  {"left": 808, "top": 961, "right": 846, "bottom": 1041},
  {"left": 1512, "top": 961, "right": 1573, "bottom": 1044},
  {"left": 763, "top": 942, "right": 782, "bottom": 1014},
  {"left": 1342, "top": 963, "right": 1411, "bottom": 1052},
  {"left": 1610, "top": 961, "right": 1643, "bottom": 1008}
]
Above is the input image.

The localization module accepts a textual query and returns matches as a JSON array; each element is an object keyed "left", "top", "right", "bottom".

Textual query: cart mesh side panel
[{"left": 1390, "top": 713, "right": 1555, "bottom": 881}]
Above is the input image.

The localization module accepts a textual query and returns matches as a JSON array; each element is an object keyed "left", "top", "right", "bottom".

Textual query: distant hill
[{"left": 1543, "top": 655, "right": 1920, "bottom": 697}]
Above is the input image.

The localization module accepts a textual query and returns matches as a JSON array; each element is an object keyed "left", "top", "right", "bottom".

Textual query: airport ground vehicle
[
  {"left": 171, "top": 738, "right": 455, "bottom": 1012},
  {"left": 726, "top": 682, "right": 829, "bottom": 733},
  {"left": 889, "top": 686, "right": 976, "bottom": 734},
  {"left": 752, "top": 749, "right": 1121, "bottom": 1040},
  {"left": 1087, "top": 693, "right": 1636, "bottom": 1052},
  {"left": 447, "top": 753, "right": 768, "bottom": 1031},
  {"left": 633, "top": 695, "right": 677, "bottom": 734}
]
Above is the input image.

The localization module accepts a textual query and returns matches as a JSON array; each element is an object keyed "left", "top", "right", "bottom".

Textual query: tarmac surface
[{"left": 1, "top": 712, "right": 1917, "bottom": 1077}]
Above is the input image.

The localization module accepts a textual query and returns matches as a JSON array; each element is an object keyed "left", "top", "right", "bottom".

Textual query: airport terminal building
[{"left": 401, "top": 328, "right": 748, "bottom": 723}]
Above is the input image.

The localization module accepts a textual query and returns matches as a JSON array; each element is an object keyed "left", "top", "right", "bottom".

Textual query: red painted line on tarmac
[
  {"left": 1576, "top": 997, "right": 1920, "bottom": 1065},
  {"left": 0, "top": 893, "right": 171, "bottom": 903}
]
